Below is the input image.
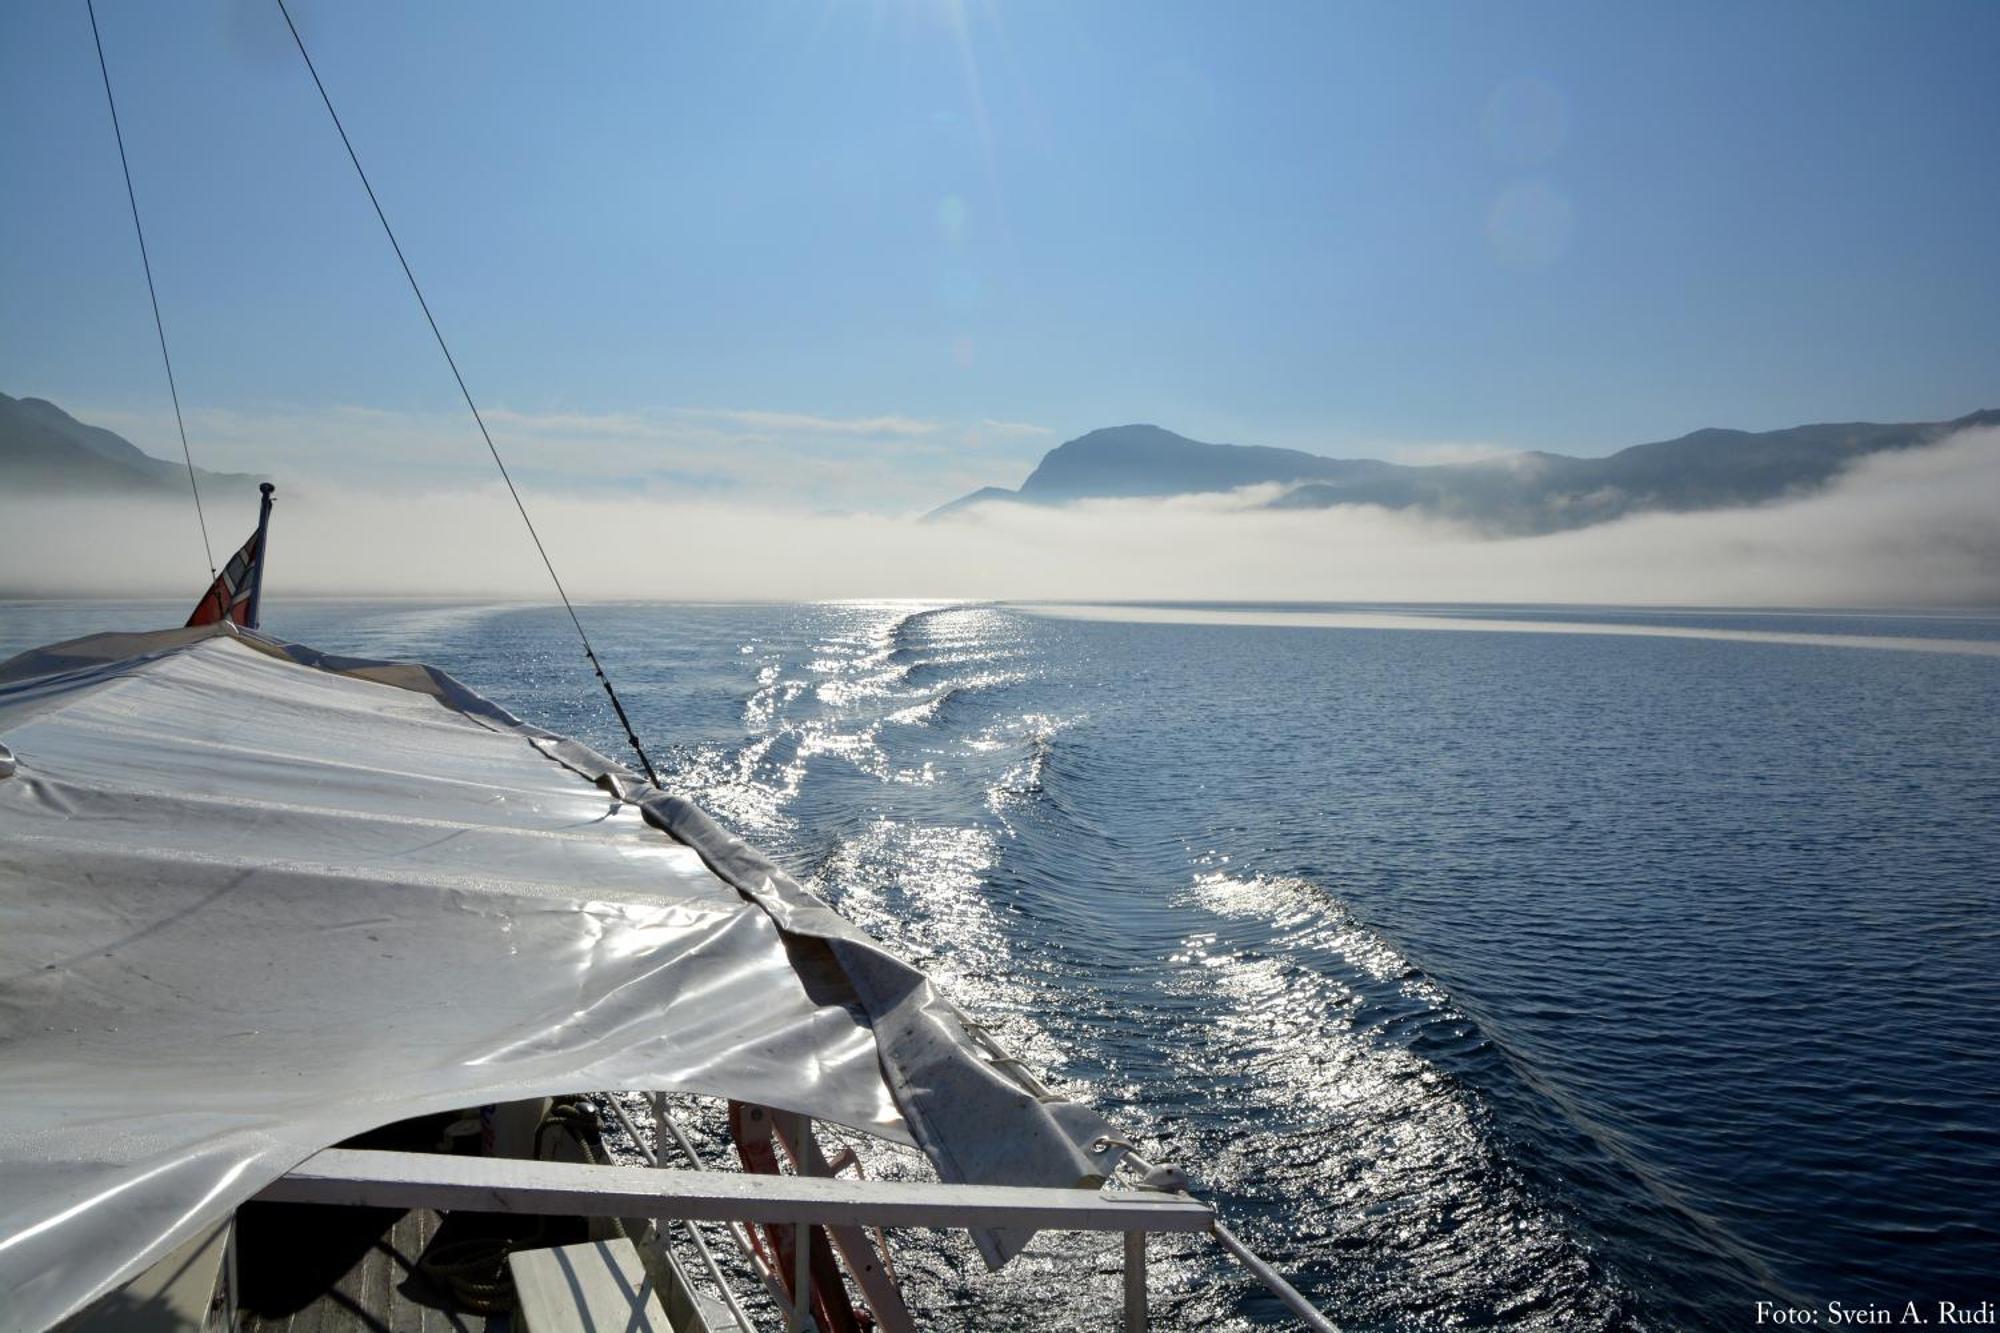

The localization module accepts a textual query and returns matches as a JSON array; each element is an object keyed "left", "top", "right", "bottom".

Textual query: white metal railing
[
  {"left": 256, "top": 1144, "right": 1212, "bottom": 1331},
  {"left": 601, "top": 1093, "right": 762, "bottom": 1333},
  {"left": 258, "top": 1147, "right": 1214, "bottom": 1234},
  {"left": 1117, "top": 1146, "right": 1338, "bottom": 1333},
  {"left": 951, "top": 1014, "right": 1340, "bottom": 1333}
]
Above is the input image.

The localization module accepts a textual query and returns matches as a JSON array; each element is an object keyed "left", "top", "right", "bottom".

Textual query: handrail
[
  {"left": 643, "top": 1095, "right": 805, "bottom": 1319},
  {"left": 1211, "top": 1220, "right": 1339, "bottom": 1333},
  {"left": 1118, "top": 1146, "right": 1339, "bottom": 1333},
  {"left": 952, "top": 1014, "right": 1341, "bottom": 1330},
  {"left": 601, "top": 1094, "right": 759, "bottom": 1333},
  {"left": 258, "top": 1148, "right": 1213, "bottom": 1232}
]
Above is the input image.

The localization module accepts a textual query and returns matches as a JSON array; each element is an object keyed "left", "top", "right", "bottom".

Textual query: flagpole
[{"left": 244, "top": 483, "right": 276, "bottom": 631}]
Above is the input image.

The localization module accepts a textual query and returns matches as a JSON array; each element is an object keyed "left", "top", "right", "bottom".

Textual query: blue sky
[{"left": 4, "top": 0, "right": 1997, "bottom": 509}]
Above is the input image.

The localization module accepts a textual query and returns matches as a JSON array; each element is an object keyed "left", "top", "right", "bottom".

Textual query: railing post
[
  {"left": 792, "top": 1221, "right": 812, "bottom": 1332},
  {"left": 225, "top": 1212, "right": 240, "bottom": 1329},
  {"left": 1124, "top": 1230, "right": 1147, "bottom": 1331},
  {"left": 608, "top": 1094, "right": 763, "bottom": 1333}
]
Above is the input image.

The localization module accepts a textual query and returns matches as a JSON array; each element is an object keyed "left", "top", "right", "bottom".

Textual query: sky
[
  {"left": 4, "top": 0, "right": 1998, "bottom": 512},
  {"left": 3, "top": 1, "right": 1999, "bottom": 608}
]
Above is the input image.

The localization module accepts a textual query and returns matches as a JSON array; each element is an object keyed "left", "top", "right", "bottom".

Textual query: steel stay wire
[
  {"left": 262, "top": 9, "right": 1331, "bottom": 1321},
  {"left": 86, "top": 0, "right": 216, "bottom": 579},
  {"left": 270, "top": 0, "right": 661, "bottom": 787}
]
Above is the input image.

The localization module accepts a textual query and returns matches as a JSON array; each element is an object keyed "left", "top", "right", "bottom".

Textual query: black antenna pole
[
  {"left": 87, "top": 0, "right": 217, "bottom": 580},
  {"left": 270, "top": 0, "right": 661, "bottom": 787},
  {"left": 244, "top": 483, "right": 276, "bottom": 631}
]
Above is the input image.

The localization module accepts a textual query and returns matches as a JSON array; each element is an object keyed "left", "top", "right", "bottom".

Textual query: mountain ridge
[
  {"left": 1, "top": 391, "right": 265, "bottom": 495},
  {"left": 929, "top": 411, "right": 2000, "bottom": 533}
]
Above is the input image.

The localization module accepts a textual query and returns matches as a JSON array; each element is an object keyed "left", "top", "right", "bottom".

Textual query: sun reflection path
[
  {"left": 645, "top": 602, "right": 1637, "bottom": 1327},
  {"left": 1150, "top": 871, "right": 1625, "bottom": 1329}
]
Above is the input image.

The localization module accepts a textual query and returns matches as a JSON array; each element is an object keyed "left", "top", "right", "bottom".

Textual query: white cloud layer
[
  {"left": 72, "top": 402, "right": 1053, "bottom": 510},
  {"left": 1379, "top": 440, "right": 1529, "bottom": 467},
  {"left": 672, "top": 408, "right": 944, "bottom": 437},
  {"left": 5, "top": 428, "right": 1996, "bottom": 607}
]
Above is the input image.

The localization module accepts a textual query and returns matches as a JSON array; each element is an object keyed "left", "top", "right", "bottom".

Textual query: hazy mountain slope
[
  {"left": 932, "top": 412, "right": 2000, "bottom": 533},
  {"left": 925, "top": 485, "right": 1023, "bottom": 521},
  {"left": 1, "top": 392, "right": 263, "bottom": 494},
  {"left": 1015, "top": 423, "right": 1397, "bottom": 500}
]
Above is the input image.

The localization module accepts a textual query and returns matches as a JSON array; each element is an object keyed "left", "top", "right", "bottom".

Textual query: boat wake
[
  {"left": 633, "top": 600, "right": 1651, "bottom": 1328},
  {"left": 1148, "top": 871, "right": 1638, "bottom": 1329}
]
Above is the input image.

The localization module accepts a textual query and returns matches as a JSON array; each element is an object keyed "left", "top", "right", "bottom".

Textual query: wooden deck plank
[
  {"left": 509, "top": 1240, "right": 670, "bottom": 1333},
  {"left": 280, "top": 1261, "right": 322, "bottom": 1333},
  {"left": 240, "top": 1207, "right": 478, "bottom": 1333},
  {"left": 331, "top": 1214, "right": 384, "bottom": 1333},
  {"left": 362, "top": 1212, "right": 394, "bottom": 1333},
  {"left": 383, "top": 1211, "right": 424, "bottom": 1333}
]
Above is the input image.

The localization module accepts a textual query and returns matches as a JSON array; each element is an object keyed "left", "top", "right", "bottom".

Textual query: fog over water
[{"left": 5, "top": 426, "right": 1996, "bottom": 608}]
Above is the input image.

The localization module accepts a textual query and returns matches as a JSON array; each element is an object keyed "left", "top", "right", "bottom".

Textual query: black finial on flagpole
[{"left": 245, "top": 484, "right": 276, "bottom": 631}]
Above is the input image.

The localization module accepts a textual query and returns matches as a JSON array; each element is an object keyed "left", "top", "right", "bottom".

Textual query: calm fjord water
[{"left": 6, "top": 601, "right": 1997, "bottom": 1330}]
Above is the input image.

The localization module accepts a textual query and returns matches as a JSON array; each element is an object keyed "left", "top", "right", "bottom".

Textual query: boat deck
[{"left": 236, "top": 1202, "right": 501, "bottom": 1333}]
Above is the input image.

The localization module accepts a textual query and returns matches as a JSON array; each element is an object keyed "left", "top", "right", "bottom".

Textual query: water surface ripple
[{"left": 5, "top": 600, "right": 1996, "bottom": 1331}]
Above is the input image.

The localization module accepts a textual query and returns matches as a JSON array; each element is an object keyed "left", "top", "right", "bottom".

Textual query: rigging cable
[
  {"left": 86, "top": 0, "right": 217, "bottom": 579},
  {"left": 270, "top": 0, "right": 663, "bottom": 788}
]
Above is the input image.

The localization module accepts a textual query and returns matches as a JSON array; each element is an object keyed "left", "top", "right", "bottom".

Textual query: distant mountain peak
[
  {"left": 926, "top": 410, "right": 1999, "bottom": 532},
  {"left": 1058, "top": 423, "right": 1183, "bottom": 444},
  {"left": 1012, "top": 424, "right": 1389, "bottom": 504}
]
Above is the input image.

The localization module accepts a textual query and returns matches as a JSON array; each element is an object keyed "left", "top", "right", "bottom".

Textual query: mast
[{"left": 245, "top": 482, "right": 276, "bottom": 631}]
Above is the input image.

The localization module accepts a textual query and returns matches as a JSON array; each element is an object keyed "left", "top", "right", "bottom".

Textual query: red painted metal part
[
  {"left": 728, "top": 1100, "right": 867, "bottom": 1333},
  {"left": 766, "top": 1110, "right": 914, "bottom": 1333}
]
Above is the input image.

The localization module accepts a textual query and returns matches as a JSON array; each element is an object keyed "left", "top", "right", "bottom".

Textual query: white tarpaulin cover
[{"left": 0, "top": 625, "right": 1123, "bottom": 1331}]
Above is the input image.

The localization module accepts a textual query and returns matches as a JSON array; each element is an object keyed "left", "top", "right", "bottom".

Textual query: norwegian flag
[{"left": 186, "top": 484, "right": 274, "bottom": 629}]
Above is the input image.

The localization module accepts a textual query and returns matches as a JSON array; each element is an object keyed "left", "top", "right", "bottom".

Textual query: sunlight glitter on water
[
  {"left": 1163, "top": 872, "right": 1622, "bottom": 1328},
  {"left": 20, "top": 596, "right": 1967, "bottom": 1329}
]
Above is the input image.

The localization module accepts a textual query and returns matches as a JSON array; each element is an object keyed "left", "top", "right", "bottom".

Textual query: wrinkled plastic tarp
[{"left": 0, "top": 626, "right": 1120, "bottom": 1330}]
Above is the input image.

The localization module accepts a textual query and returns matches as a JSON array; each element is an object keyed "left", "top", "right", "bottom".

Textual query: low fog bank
[{"left": 5, "top": 427, "right": 1996, "bottom": 608}]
